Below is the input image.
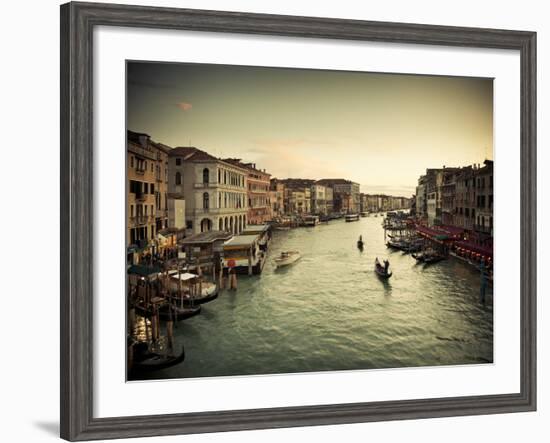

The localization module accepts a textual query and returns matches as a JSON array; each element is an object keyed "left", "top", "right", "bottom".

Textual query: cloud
[{"left": 176, "top": 102, "right": 193, "bottom": 111}]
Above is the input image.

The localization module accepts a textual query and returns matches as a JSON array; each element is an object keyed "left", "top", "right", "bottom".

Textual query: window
[
  {"left": 186, "top": 220, "right": 193, "bottom": 229},
  {"left": 130, "top": 205, "right": 134, "bottom": 217},
  {"left": 203, "top": 168, "right": 209, "bottom": 184},
  {"left": 203, "top": 192, "right": 209, "bottom": 209},
  {"left": 130, "top": 156, "right": 134, "bottom": 167},
  {"left": 176, "top": 158, "right": 181, "bottom": 166},
  {"left": 151, "top": 205, "right": 153, "bottom": 215},
  {"left": 175, "top": 172, "right": 181, "bottom": 185},
  {"left": 150, "top": 184, "right": 155, "bottom": 194}
]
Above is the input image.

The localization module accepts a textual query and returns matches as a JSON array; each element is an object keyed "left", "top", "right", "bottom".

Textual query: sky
[{"left": 127, "top": 62, "right": 493, "bottom": 197}]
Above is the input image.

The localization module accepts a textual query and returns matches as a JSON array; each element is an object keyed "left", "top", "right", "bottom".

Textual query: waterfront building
[
  {"left": 415, "top": 175, "right": 427, "bottom": 220},
  {"left": 325, "top": 186, "right": 334, "bottom": 214},
  {"left": 127, "top": 130, "right": 170, "bottom": 250},
  {"left": 475, "top": 160, "right": 494, "bottom": 237},
  {"left": 453, "top": 166, "right": 476, "bottom": 231},
  {"left": 359, "top": 193, "right": 368, "bottom": 213},
  {"left": 441, "top": 170, "right": 458, "bottom": 226},
  {"left": 167, "top": 147, "right": 248, "bottom": 235},
  {"left": 424, "top": 169, "right": 445, "bottom": 226},
  {"left": 224, "top": 159, "right": 272, "bottom": 225},
  {"left": 284, "top": 188, "right": 311, "bottom": 214},
  {"left": 311, "top": 184, "right": 328, "bottom": 215},
  {"left": 316, "top": 179, "right": 360, "bottom": 213},
  {"left": 280, "top": 179, "right": 315, "bottom": 214},
  {"left": 269, "top": 179, "right": 285, "bottom": 218}
]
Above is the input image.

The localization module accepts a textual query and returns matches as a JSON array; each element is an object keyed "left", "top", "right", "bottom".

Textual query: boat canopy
[{"left": 168, "top": 272, "right": 197, "bottom": 281}]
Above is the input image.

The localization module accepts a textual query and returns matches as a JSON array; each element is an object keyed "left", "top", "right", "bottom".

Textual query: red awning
[{"left": 455, "top": 241, "right": 493, "bottom": 258}]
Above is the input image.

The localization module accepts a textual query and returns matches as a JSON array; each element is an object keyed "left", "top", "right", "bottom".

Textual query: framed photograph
[{"left": 60, "top": 1, "right": 536, "bottom": 441}]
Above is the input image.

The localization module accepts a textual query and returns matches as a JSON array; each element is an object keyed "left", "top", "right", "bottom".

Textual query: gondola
[
  {"left": 166, "top": 283, "right": 219, "bottom": 306},
  {"left": 131, "top": 342, "right": 186, "bottom": 373},
  {"left": 357, "top": 240, "right": 364, "bottom": 250},
  {"left": 374, "top": 258, "right": 392, "bottom": 279},
  {"left": 134, "top": 302, "right": 201, "bottom": 321},
  {"left": 422, "top": 255, "right": 446, "bottom": 265}
]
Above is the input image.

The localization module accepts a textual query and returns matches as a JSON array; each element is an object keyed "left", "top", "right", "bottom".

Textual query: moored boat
[
  {"left": 274, "top": 251, "right": 301, "bottom": 267},
  {"left": 130, "top": 341, "right": 186, "bottom": 373},
  {"left": 134, "top": 302, "right": 201, "bottom": 321},
  {"left": 345, "top": 213, "right": 360, "bottom": 222}
]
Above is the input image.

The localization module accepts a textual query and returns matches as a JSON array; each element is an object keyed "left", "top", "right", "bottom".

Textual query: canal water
[{"left": 135, "top": 216, "right": 493, "bottom": 380}]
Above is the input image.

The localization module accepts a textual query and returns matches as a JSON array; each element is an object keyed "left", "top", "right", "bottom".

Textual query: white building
[{"left": 167, "top": 147, "right": 248, "bottom": 235}]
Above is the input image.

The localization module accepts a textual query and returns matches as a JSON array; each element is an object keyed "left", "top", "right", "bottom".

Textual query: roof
[
  {"left": 316, "top": 178, "right": 359, "bottom": 186},
  {"left": 241, "top": 224, "right": 270, "bottom": 234},
  {"left": 222, "top": 159, "right": 271, "bottom": 176},
  {"left": 180, "top": 230, "right": 233, "bottom": 245},
  {"left": 223, "top": 235, "right": 259, "bottom": 249},
  {"left": 169, "top": 147, "right": 218, "bottom": 162}
]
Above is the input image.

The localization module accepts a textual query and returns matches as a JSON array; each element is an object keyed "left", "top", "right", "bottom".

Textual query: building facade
[
  {"left": 475, "top": 160, "right": 494, "bottom": 236},
  {"left": 127, "top": 130, "right": 169, "bottom": 248},
  {"left": 311, "top": 184, "right": 328, "bottom": 215},
  {"left": 316, "top": 179, "right": 360, "bottom": 213},
  {"left": 167, "top": 147, "right": 248, "bottom": 235},
  {"left": 225, "top": 160, "right": 272, "bottom": 225},
  {"left": 269, "top": 179, "right": 285, "bottom": 218}
]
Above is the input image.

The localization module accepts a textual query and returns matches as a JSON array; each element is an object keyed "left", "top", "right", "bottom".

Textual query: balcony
[
  {"left": 130, "top": 215, "right": 150, "bottom": 226},
  {"left": 135, "top": 192, "right": 147, "bottom": 202},
  {"left": 194, "top": 181, "right": 220, "bottom": 189},
  {"left": 135, "top": 166, "right": 146, "bottom": 175},
  {"left": 192, "top": 207, "right": 247, "bottom": 216}
]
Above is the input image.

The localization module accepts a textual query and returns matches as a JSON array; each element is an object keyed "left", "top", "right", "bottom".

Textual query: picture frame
[{"left": 60, "top": 1, "right": 537, "bottom": 441}]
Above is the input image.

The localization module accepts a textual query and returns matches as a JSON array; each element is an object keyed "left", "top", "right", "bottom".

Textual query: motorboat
[{"left": 274, "top": 251, "right": 301, "bottom": 267}]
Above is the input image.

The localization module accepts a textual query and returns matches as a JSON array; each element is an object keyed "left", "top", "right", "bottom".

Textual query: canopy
[
  {"left": 168, "top": 272, "right": 197, "bottom": 281},
  {"left": 224, "top": 234, "right": 258, "bottom": 250}
]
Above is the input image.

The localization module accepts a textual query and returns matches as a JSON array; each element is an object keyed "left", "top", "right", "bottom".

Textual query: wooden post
[
  {"left": 232, "top": 271, "right": 238, "bottom": 290},
  {"left": 248, "top": 248, "right": 252, "bottom": 276}
]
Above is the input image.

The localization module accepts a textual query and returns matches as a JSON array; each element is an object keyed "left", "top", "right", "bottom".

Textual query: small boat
[
  {"left": 275, "top": 226, "right": 291, "bottom": 231},
  {"left": 360, "top": 212, "right": 368, "bottom": 217},
  {"left": 131, "top": 341, "right": 185, "bottom": 373},
  {"left": 374, "top": 258, "right": 392, "bottom": 279},
  {"left": 303, "top": 215, "right": 320, "bottom": 226},
  {"left": 345, "top": 213, "right": 360, "bottom": 222},
  {"left": 423, "top": 254, "right": 446, "bottom": 265},
  {"left": 134, "top": 302, "right": 201, "bottom": 321},
  {"left": 274, "top": 251, "right": 301, "bottom": 267},
  {"left": 357, "top": 236, "right": 365, "bottom": 250}
]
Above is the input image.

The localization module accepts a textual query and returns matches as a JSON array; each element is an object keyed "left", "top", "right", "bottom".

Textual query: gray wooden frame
[{"left": 60, "top": 1, "right": 536, "bottom": 441}]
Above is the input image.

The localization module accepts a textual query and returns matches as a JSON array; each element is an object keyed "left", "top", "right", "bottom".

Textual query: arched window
[
  {"left": 203, "top": 192, "right": 209, "bottom": 209},
  {"left": 203, "top": 168, "right": 209, "bottom": 184},
  {"left": 175, "top": 172, "right": 181, "bottom": 185},
  {"left": 218, "top": 169, "right": 221, "bottom": 183}
]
